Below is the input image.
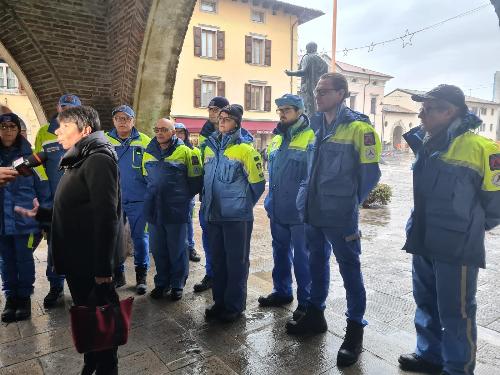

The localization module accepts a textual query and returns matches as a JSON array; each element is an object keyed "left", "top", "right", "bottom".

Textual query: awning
[{"left": 174, "top": 117, "right": 276, "bottom": 134}]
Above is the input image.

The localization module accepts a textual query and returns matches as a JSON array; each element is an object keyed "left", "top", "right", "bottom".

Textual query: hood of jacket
[
  {"left": 145, "top": 135, "right": 184, "bottom": 160},
  {"left": 107, "top": 126, "right": 140, "bottom": 142},
  {"left": 59, "top": 131, "right": 117, "bottom": 169},
  {"left": 273, "top": 114, "right": 310, "bottom": 138}
]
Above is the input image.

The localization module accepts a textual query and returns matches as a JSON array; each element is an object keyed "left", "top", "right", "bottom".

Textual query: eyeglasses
[
  {"left": 218, "top": 116, "right": 237, "bottom": 124},
  {"left": 208, "top": 107, "right": 221, "bottom": 113},
  {"left": 420, "top": 105, "right": 446, "bottom": 114},
  {"left": 0, "top": 125, "right": 18, "bottom": 131},
  {"left": 153, "top": 127, "right": 171, "bottom": 134},
  {"left": 276, "top": 107, "right": 295, "bottom": 115},
  {"left": 113, "top": 116, "right": 132, "bottom": 123},
  {"left": 313, "top": 88, "right": 339, "bottom": 96}
]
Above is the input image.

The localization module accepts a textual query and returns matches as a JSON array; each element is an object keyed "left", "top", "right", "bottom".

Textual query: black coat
[{"left": 47, "top": 131, "right": 124, "bottom": 278}]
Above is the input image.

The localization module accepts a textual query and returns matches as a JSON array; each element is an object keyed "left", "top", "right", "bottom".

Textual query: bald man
[{"left": 141, "top": 118, "right": 203, "bottom": 301}]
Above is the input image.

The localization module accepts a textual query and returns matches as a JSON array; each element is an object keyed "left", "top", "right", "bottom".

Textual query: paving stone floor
[{"left": 1, "top": 154, "right": 499, "bottom": 374}]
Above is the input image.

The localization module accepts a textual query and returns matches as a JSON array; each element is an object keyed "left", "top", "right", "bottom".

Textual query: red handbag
[{"left": 69, "top": 286, "right": 134, "bottom": 354}]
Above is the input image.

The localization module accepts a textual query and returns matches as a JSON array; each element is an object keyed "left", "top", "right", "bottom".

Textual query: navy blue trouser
[
  {"left": 270, "top": 221, "right": 311, "bottom": 307},
  {"left": 412, "top": 255, "right": 478, "bottom": 375},
  {"left": 117, "top": 201, "right": 150, "bottom": 272},
  {"left": 199, "top": 209, "right": 213, "bottom": 277},
  {"left": 0, "top": 233, "right": 42, "bottom": 298},
  {"left": 306, "top": 224, "right": 367, "bottom": 325},
  {"left": 150, "top": 223, "right": 188, "bottom": 290},
  {"left": 186, "top": 199, "right": 195, "bottom": 249},
  {"left": 208, "top": 221, "right": 252, "bottom": 314}
]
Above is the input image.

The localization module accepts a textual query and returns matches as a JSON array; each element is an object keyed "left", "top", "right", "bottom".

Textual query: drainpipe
[
  {"left": 290, "top": 17, "right": 298, "bottom": 93},
  {"left": 362, "top": 74, "right": 372, "bottom": 114}
]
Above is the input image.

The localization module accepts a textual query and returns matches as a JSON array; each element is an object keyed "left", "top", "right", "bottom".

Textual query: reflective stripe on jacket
[
  {"left": 264, "top": 115, "right": 314, "bottom": 225},
  {"left": 403, "top": 114, "right": 500, "bottom": 268},
  {"left": 106, "top": 127, "right": 150, "bottom": 203},
  {"left": 201, "top": 128, "right": 265, "bottom": 222}
]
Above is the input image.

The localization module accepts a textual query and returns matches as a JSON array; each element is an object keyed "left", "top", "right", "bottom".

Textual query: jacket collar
[
  {"left": 273, "top": 114, "right": 310, "bottom": 139},
  {"left": 108, "top": 127, "right": 140, "bottom": 142},
  {"left": 59, "top": 131, "right": 117, "bottom": 169},
  {"left": 146, "top": 135, "right": 183, "bottom": 159}
]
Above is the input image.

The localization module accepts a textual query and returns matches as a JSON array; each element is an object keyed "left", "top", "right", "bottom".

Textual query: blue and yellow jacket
[
  {"left": 264, "top": 115, "right": 315, "bottom": 225},
  {"left": 0, "top": 137, "right": 51, "bottom": 235},
  {"left": 403, "top": 113, "right": 500, "bottom": 268},
  {"left": 34, "top": 116, "right": 66, "bottom": 197},
  {"left": 299, "top": 106, "right": 381, "bottom": 227},
  {"left": 201, "top": 128, "right": 265, "bottom": 222},
  {"left": 142, "top": 136, "right": 202, "bottom": 225},
  {"left": 106, "top": 127, "right": 150, "bottom": 204}
]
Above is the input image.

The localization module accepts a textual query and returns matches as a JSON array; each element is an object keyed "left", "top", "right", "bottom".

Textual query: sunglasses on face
[{"left": 153, "top": 127, "right": 171, "bottom": 134}]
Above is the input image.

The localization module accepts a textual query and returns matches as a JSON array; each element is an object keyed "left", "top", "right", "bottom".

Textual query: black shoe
[
  {"left": 135, "top": 266, "right": 147, "bottom": 295},
  {"left": 189, "top": 248, "right": 201, "bottom": 262},
  {"left": 170, "top": 288, "right": 183, "bottom": 301},
  {"left": 150, "top": 286, "right": 168, "bottom": 300},
  {"left": 337, "top": 320, "right": 364, "bottom": 367},
  {"left": 15, "top": 297, "right": 31, "bottom": 321},
  {"left": 81, "top": 363, "right": 96, "bottom": 375},
  {"left": 398, "top": 353, "right": 443, "bottom": 373},
  {"left": 193, "top": 275, "right": 212, "bottom": 293},
  {"left": 114, "top": 270, "right": 126, "bottom": 288},
  {"left": 205, "top": 304, "right": 225, "bottom": 320},
  {"left": 1, "top": 297, "right": 17, "bottom": 323},
  {"left": 219, "top": 310, "right": 242, "bottom": 323},
  {"left": 292, "top": 304, "right": 307, "bottom": 321},
  {"left": 43, "top": 287, "right": 64, "bottom": 308},
  {"left": 258, "top": 292, "right": 293, "bottom": 307},
  {"left": 286, "top": 305, "right": 327, "bottom": 335}
]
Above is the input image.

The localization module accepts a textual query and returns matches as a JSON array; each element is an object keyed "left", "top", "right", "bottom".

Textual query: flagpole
[{"left": 331, "top": 0, "right": 337, "bottom": 72}]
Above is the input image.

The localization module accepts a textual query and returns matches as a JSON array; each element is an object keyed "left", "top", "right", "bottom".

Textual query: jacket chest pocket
[
  {"left": 217, "top": 159, "right": 242, "bottom": 184},
  {"left": 131, "top": 147, "right": 143, "bottom": 169}
]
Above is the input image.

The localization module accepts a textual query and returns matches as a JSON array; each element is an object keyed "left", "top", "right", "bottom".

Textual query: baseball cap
[
  {"left": 174, "top": 123, "right": 187, "bottom": 130},
  {"left": 112, "top": 104, "right": 135, "bottom": 118},
  {"left": 208, "top": 96, "right": 229, "bottom": 109},
  {"left": 411, "top": 84, "right": 468, "bottom": 112},
  {"left": 275, "top": 94, "right": 304, "bottom": 110},
  {"left": 0, "top": 112, "right": 21, "bottom": 130},
  {"left": 58, "top": 94, "right": 81, "bottom": 108}
]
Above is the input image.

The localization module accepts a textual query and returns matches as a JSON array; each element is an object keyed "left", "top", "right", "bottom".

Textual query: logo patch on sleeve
[
  {"left": 492, "top": 173, "right": 500, "bottom": 187},
  {"left": 364, "top": 133, "right": 376, "bottom": 146},
  {"left": 489, "top": 154, "right": 500, "bottom": 171},
  {"left": 191, "top": 156, "right": 200, "bottom": 165}
]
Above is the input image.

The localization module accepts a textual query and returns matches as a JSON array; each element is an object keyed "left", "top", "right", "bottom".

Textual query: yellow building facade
[{"left": 171, "top": 0, "right": 323, "bottom": 149}]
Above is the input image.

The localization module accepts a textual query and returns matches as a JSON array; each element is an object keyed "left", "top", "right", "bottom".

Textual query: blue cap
[
  {"left": 112, "top": 105, "right": 135, "bottom": 118},
  {"left": 175, "top": 123, "right": 187, "bottom": 130},
  {"left": 275, "top": 94, "right": 304, "bottom": 110},
  {"left": 58, "top": 94, "right": 81, "bottom": 108}
]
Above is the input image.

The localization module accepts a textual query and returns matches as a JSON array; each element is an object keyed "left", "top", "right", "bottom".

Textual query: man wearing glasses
[
  {"left": 34, "top": 94, "right": 81, "bottom": 308},
  {"left": 142, "top": 118, "right": 202, "bottom": 301},
  {"left": 258, "top": 94, "right": 314, "bottom": 323},
  {"left": 106, "top": 105, "right": 151, "bottom": 294},
  {"left": 398, "top": 85, "right": 500, "bottom": 375},
  {"left": 193, "top": 96, "right": 229, "bottom": 293},
  {"left": 287, "top": 73, "right": 381, "bottom": 368}
]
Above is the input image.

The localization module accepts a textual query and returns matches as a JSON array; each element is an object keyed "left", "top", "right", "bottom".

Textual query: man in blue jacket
[
  {"left": 106, "top": 105, "right": 151, "bottom": 294},
  {"left": 258, "top": 94, "right": 314, "bottom": 321},
  {"left": 193, "top": 96, "right": 229, "bottom": 293},
  {"left": 398, "top": 85, "right": 500, "bottom": 375},
  {"left": 143, "top": 118, "right": 202, "bottom": 301},
  {"left": 287, "top": 73, "right": 381, "bottom": 368},
  {"left": 34, "top": 94, "right": 81, "bottom": 308}
]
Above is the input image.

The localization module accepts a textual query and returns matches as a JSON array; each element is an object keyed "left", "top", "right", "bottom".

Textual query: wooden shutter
[
  {"left": 193, "top": 27, "right": 202, "bottom": 57},
  {"left": 217, "top": 81, "right": 225, "bottom": 98},
  {"left": 216, "top": 30, "right": 225, "bottom": 60},
  {"left": 245, "top": 36, "right": 252, "bottom": 64},
  {"left": 264, "top": 86, "right": 272, "bottom": 112},
  {"left": 244, "top": 84, "right": 252, "bottom": 110},
  {"left": 194, "top": 79, "right": 202, "bottom": 108},
  {"left": 265, "top": 39, "right": 272, "bottom": 66}
]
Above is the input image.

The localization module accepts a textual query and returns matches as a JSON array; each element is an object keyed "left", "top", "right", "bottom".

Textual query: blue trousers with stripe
[
  {"left": 0, "top": 233, "right": 42, "bottom": 298},
  {"left": 412, "top": 255, "right": 478, "bottom": 375}
]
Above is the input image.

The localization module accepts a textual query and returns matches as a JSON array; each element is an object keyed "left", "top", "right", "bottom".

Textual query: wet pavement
[{"left": 1, "top": 153, "right": 499, "bottom": 374}]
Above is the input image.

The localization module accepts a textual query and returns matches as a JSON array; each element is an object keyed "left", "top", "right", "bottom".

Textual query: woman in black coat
[{"left": 18, "top": 106, "right": 124, "bottom": 375}]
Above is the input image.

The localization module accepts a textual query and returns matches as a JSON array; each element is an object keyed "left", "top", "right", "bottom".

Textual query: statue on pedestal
[{"left": 285, "top": 42, "right": 329, "bottom": 115}]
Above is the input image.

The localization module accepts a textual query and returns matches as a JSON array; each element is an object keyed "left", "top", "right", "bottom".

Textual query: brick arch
[{"left": 0, "top": 0, "right": 197, "bottom": 133}]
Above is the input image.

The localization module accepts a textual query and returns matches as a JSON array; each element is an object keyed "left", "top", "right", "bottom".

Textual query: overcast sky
[{"left": 288, "top": 0, "right": 500, "bottom": 100}]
